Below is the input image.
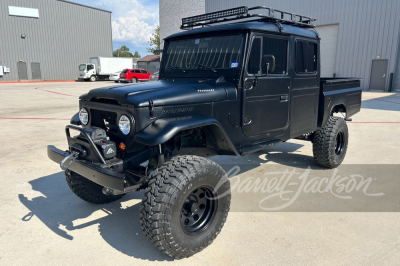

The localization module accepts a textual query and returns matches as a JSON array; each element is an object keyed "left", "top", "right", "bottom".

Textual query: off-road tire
[
  {"left": 140, "top": 155, "right": 231, "bottom": 259},
  {"left": 313, "top": 116, "right": 349, "bottom": 168},
  {"left": 131, "top": 77, "right": 138, "bottom": 83},
  {"left": 65, "top": 170, "right": 125, "bottom": 204},
  {"left": 89, "top": 75, "right": 96, "bottom": 82}
]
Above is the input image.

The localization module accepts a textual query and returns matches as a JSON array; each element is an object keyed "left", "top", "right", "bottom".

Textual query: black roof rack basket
[{"left": 181, "top": 6, "right": 317, "bottom": 30}]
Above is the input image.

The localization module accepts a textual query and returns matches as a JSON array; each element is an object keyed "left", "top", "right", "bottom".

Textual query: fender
[
  {"left": 134, "top": 115, "right": 240, "bottom": 155},
  {"left": 70, "top": 112, "right": 81, "bottom": 125},
  {"left": 319, "top": 100, "right": 347, "bottom": 128}
]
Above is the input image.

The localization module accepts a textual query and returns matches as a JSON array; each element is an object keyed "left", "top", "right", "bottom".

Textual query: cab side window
[
  {"left": 261, "top": 37, "right": 287, "bottom": 75},
  {"left": 296, "top": 41, "right": 317, "bottom": 74},
  {"left": 247, "top": 36, "right": 288, "bottom": 75},
  {"left": 248, "top": 38, "right": 261, "bottom": 75},
  {"left": 140, "top": 70, "right": 147, "bottom": 74}
]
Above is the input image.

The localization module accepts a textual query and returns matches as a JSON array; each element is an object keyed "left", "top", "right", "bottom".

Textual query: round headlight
[
  {"left": 79, "top": 108, "right": 89, "bottom": 125},
  {"left": 119, "top": 115, "right": 131, "bottom": 135}
]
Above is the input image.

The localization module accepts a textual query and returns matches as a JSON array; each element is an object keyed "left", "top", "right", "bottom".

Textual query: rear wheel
[
  {"left": 114, "top": 80, "right": 119, "bottom": 83},
  {"left": 313, "top": 116, "right": 349, "bottom": 168},
  {"left": 65, "top": 170, "right": 125, "bottom": 204},
  {"left": 89, "top": 75, "right": 96, "bottom": 82},
  {"left": 131, "top": 77, "right": 137, "bottom": 83},
  {"left": 140, "top": 155, "right": 231, "bottom": 259}
]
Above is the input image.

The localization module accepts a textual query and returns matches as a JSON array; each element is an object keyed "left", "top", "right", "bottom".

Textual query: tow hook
[{"left": 60, "top": 151, "right": 79, "bottom": 171}]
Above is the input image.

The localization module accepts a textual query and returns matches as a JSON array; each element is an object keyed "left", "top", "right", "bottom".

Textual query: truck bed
[{"left": 318, "top": 78, "right": 362, "bottom": 127}]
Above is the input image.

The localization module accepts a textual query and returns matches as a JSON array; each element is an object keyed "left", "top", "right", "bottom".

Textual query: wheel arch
[
  {"left": 134, "top": 115, "right": 240, "bottom": 155},
  {"left": 320, "top": 102, "right": 348, "bottom": 128}
]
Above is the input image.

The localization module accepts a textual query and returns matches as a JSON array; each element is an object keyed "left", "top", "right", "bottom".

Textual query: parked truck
[
  {"left": 78, "top": 56, "right": 132, "bottom": 82},
  {"left": 49, "top": 6, "right": 362, "bottom": 259}
]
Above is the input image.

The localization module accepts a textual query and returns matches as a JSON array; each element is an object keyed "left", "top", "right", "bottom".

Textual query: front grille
[
  {"left": 91, "top": 98, "right": 120, "bottom": 105},
  {"left": 90, "top": 109, "right": 119, "bottom": 133}
]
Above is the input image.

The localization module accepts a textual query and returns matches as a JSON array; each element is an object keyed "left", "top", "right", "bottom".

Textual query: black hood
[{"left": 80, "top": 79, "right": 237, "bottom": 107}]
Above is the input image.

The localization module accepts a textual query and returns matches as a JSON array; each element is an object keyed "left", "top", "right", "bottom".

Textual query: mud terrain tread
[
  {"left": 65, "top": 171, "right": 124, "bottom": 204},
  {"left": 140, "top": 155, "right": 231, "bottom": 259},
  {"left": 313, "top": 116, "right": 348, "bottom": 168}
]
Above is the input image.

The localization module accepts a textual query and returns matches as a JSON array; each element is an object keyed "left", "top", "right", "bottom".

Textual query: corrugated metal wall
[
  {"left": 137, "top": 62, "right": 160, "bottom": 74},
  {"left": 0, "top": 0, "right": 112, "bottom": 81},
  {"left": 206, "top": 0, "right": 400, "bottom": 91}
]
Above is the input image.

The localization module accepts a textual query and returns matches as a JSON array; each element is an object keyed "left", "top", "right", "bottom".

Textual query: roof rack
[{"left": 181, "top": 6, "right": 316, "bottom": 30}]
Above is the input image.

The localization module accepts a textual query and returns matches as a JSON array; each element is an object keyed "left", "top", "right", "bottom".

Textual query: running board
[{"left": 240, "top": 140, "right": 282, "bottom": 156}]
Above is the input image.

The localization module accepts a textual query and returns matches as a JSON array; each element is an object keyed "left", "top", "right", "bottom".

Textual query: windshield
[
  {"left": 164, "top": 34, "right": 244, "bottom": 70},
  {"left": 79, "top": 64, "right": 86, "bottom": 71}
]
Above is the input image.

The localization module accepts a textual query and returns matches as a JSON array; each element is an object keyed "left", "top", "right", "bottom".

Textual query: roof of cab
[{"left": 165, "top": 21, "right": 319, "bottom": 40}]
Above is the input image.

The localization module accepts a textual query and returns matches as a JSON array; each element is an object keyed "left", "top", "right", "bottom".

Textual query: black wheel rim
[
  {"left": 180, "top": 186, "right": 217, "bottom": 235},
  {"left": 335, "top": 131, "right": 345, "bottom": 156}
]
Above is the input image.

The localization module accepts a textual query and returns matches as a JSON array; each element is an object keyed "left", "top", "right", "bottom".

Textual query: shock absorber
[{"left": 158, "top": 144, "right": 165, "bottom": 167}]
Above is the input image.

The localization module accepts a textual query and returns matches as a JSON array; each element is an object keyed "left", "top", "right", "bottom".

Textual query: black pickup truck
[{"left": 48, "top": 6, "right": 362, "bottom": 259}]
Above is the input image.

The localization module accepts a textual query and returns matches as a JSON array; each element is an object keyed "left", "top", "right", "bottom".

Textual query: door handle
[{"left": 280, "top": 95, "right": 288, "bottom": 102}]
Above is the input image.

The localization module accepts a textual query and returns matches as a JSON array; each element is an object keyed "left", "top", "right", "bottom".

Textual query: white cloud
[
  {"left": 112, "top": 17, "right": 157, "bottom": 44},
  {"left": 95, "top": 0, "right": 159, "bottom": 45}
]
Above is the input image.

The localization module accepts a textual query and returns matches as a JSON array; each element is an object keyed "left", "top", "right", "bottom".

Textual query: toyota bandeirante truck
[{"left": 49, "top": 6, "right": 362, "bottom": 259}]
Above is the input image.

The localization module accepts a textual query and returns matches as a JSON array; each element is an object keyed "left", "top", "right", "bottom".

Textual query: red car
[{"left": 119, "top": 69, "right": 152, "bottom": 83}]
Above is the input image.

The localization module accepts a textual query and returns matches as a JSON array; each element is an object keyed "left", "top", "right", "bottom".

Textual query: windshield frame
[
  {"left": 79, "top": 64, "right": 87, "bottom": 71},
  {"left": 160, "top": 32, "right": 246, "bottom": 80}
]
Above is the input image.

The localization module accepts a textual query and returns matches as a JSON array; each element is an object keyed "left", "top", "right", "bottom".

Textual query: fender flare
[
  {"left": 320, "top": 101, "right": 347, "bottom": 127},
  {"left": 134, "top": 115, "right": 240, "bottom": 155}
]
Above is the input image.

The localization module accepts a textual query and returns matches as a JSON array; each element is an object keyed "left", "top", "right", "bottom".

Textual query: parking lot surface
[{"left": 0, "top": 81, "right": 399, "bottom": 265}]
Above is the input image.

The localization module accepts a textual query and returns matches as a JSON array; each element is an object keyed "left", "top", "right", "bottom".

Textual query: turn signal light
[{"left": 119, "top": 142, "right": 126, "bottom": 152}]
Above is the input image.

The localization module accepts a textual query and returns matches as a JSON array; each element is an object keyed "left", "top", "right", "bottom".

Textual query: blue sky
[{"left": 71, "top": 0, "right": 159, "bottom": 58}]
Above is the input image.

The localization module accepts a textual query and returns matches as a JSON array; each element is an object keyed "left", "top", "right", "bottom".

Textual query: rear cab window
[{"left": 295, "top": 40, "right": 317, "bottom": 74}]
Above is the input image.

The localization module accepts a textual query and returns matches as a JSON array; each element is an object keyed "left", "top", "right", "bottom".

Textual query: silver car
[{"left": 109, "top": 71, "right": 122, "bottom": 83}]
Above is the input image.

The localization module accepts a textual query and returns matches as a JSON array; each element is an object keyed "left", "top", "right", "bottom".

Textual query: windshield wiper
[
  {"left": 168, "top": 66, "right": 187, "bottom": 74},
  {"left": 195, "top": 64, "right": 218, "bottom": 73}
]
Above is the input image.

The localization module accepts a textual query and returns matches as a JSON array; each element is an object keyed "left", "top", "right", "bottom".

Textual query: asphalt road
[{"left": 0, "top": 81, "right": 399, "bottom": 265}]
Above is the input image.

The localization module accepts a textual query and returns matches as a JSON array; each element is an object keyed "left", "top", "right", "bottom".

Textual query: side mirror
[{"left": 262, "top": 55, "right": 275, "bottom": 75}]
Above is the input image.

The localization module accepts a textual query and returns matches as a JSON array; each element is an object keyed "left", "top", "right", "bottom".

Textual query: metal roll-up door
[{"left": 316, "top": 24, "right": 339, "bottom": 78}]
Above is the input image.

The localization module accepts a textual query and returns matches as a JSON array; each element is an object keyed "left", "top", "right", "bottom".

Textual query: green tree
[
  {"left": 113, "top": 45, "right": 134, "bottom": 57},
  {"left": 147, "top": 25, "right": 160, "bottom": 55},
  {"left": 133, "top": 51, "right": 141, "bottom": 58}
]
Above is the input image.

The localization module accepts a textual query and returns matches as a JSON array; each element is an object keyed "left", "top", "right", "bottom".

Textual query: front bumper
[{"left": 47, "top": 145, "right": 125, "bottom": 191}]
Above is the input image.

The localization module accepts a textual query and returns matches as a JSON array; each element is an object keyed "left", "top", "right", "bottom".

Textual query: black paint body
[{"left": 48, "top": 21, "right": 362, "bottom": 191}]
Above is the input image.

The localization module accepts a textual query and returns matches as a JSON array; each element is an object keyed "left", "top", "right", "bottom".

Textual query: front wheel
[
  {"left": 313, "top": 116, "right": 349, "bottom": 168},
  {"left": 65, "top": 170, "right": 125, "bottom": 204},
  {"left": 114, "top": 80, "right": 119, "bottom": 83},
  {"left": 140, "top": 155, "right": 231, "bottom": 259},
  {"left": 89, "top": 75, "right": 96, "bottom": 82}
]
